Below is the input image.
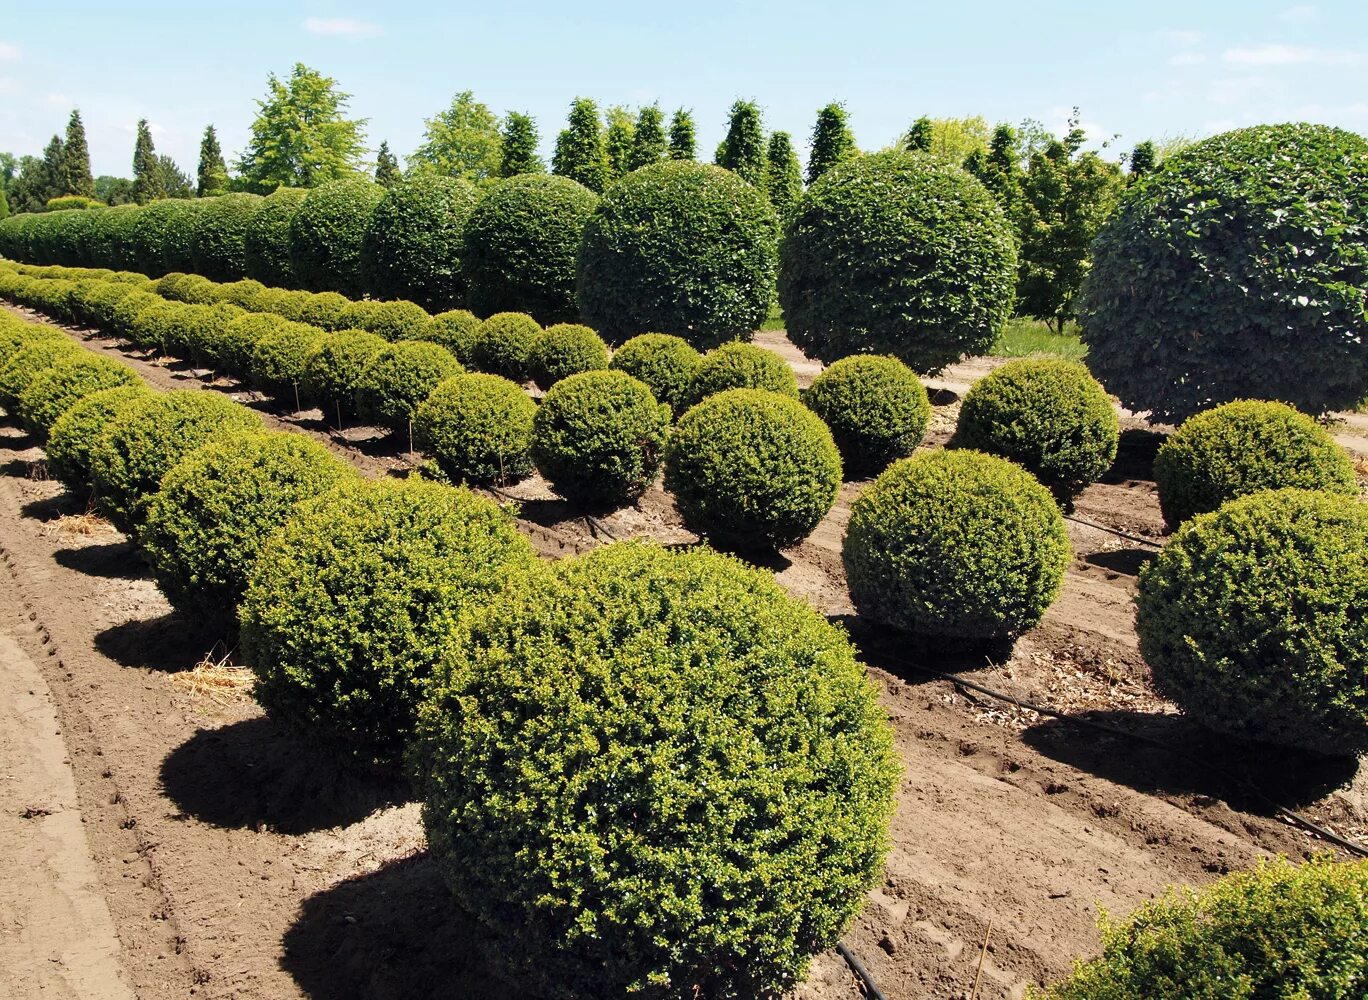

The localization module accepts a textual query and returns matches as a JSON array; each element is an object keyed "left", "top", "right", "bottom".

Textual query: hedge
[
  {"left": 130, "top": 199, "right": 209, "bottom": 276},
  {"left": 244, "top": 186, "right": 308, "bottom": 287},
  {"left": 189, "top": 193, "right": 265, "bottom": 281},
  {"left": 360, "top": 174, "right": 479, "bottom": 311},
  {"left": 0, "top": 336, "right": 82, "bottom": 413},
  {"left": 288, "top": 178, "right": 385, "bottom": 296},
  {"left": 413, "top": 373, "right": 537, "bottom": 485}
]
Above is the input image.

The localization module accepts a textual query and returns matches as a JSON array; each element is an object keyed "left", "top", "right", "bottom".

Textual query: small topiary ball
[
  {"left": 288, "top": 178, "right": 386, "bottom": 296},
  {"left": 531, "top": 370, "right": 670, "bottom": 507},
  {"left": 665, "top": 388, "right": 842, "bottom": 550},
  {"left": 248, "top": 321, "right": 327, "bottom": 400},
  {"left": 240, "top": 478, "right": 538, "bottom": 764},
  {"left": 164, "top": 302, "right": 246, "bottom": 364},
  {"left": 361, "top": 174, "right": 480, "bottom": 311},
  {"left": 469, "top": 312, "right": 541, "bottom": 381},
  {"left": 528, "top": 323, "right": 610, "bottom": 390},
  {"left": 413, "top": 541, "right": 900, "bottom": 1000},
  {"left": 244, "top": 186, "right": 308, "bottom": 286},
  {"left": 337, "top": 298, "right": 433, "bottom": 342},
  {"left": 1153, "top": 400, "right": 1357, "bottom": 528},
  {"left": 286, "top": 290, "right": 351, "bottom": 331},
  {"left": 141, "top": 432, "right": 355, "bottom": 618},
  {"left": 45, "top": 384, "right": 153, "bottom": 492},
  {"left": 1137, "top": 488, "right": 1368, "bottom": 756},
  {"left": 108, "top": 289, "right": 161, "bottom": 342},
  {"left": 215, "top": 278, "right": 268, "bottom": 310},
  {"left": 302, "top": 329, "right": 390, "bottom": 425},
  {"left": 0, "top": 336, "right": 82, "bottom": 413},
  {"left": 189, "top": 193, "right": 265, "bottom": 281},
  {"left": 608, "top": 332, "right": 702, "bottom": 414},
  {"left": 953, "top": 358, "right": 1119, "bottom": 502},
  {"left": 125, "top": 298, "right": 182, "bottom": 352},
  {"left": 16, "top": 353, "right": 139, "bottom": 438},
  {"left": 844, "top": 450, "right": 1070, "bottom": 639},
  {"left": 803, "top": 355, "right": 930, "bottom": 476},
  {"left": 418, "top": 309, "right": 482, "bottom": 364},
  {"left": 688, "top": 341, "right": 798, "bottom": 405},
  {"left": 413, "top": 374, "right": 536, "bottom": 485},
  {"left": 207, "top": 312, "right": 282, "bottom": 374},
  {"left": 357, "top": 340, "right": 464, "bottom": 430}
]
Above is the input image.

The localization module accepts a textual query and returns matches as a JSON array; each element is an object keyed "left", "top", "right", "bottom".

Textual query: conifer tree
[
  {"left": 41, "top": 134, "right": 66, "bottom": 203},
  {"left": 604, "top": 105, "right": 636, "bottom": 181},
  {"left": 1128, "top": 140, "right": 1157, "bottom": 182},
  {"left": 964, "top": 123, "right": 1023, "bottom": 215},
  {"left": 196, "top": 124, "right": 229, "bottom": 196},
  {"left": 903, "top": 116, "right": 933, "bottom": 153},
  {"left": 498, "top": 112, "right": 543, "bottom": 177},
  {"left": 374, "top": 140, "right": 401, "bottom": 187},
  {"left": 806, "top": 103, "right": 856, "bottom": 185},
  {"left": 627, "top": 104, "right": 667, "bottom": 172},
  {"left": 62, "top": 109, "right": 96, "bottom": 197},
  {"left": 668, "top": 108, "right": 696, "bottom": 160},
  {"left": 764, "top": 131, "right": 802, "bottom": 221},
  {"left": 132, "top": 119, "right": 164, "bottom": 204},
  {"left": 714, "top": 99, "right": 766, "bottom": 187},
  {"left": 552, "top": 97, "right": 607, "bottom": 193}
]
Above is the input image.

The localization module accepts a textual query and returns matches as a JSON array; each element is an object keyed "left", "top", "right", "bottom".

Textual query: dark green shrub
[
  {"left": 83, "top": 204, "right": 143, "bottom": 271},
  {"left": 779, "top": 150, "right": 1018, "bottom": 374},
  {"left": 45, "top": 384, "right": 153, "bottom": 491},
  {"left": 189, "top": 193, "right": 265, "bottom": 281},
  {"left": 461, "top": 173, "right": 599, "bottom": 323},
  {"left": 1080, "top": 125, "right": 1368, "bottom": 422},
  {"left": 803, "top": 355, "right": 930, "bottom": 476},
  {"left": 248, "top": 321, "right": 326, "bottom": 399},
  {"left": 337, "top": 298, "right": 433, "bottom": 341},
  {"left": 576, "top": 161, "right": 778, "bottom": 348},
  {"left": 1137, "top": 488, "right": 1368, "bottom": 755},
  {"left": 414, "top": 541, "right": 899, "bottom": 1000},
  {"left": 688, "top": 341, "right": 797, "bottom": 404},
  {"left": 216, "top": 278, "right": 269, "bottom": 310},
  {"left": 16, "top": 354, "right": 139, "bottom": 437},
  {"left": 286, "top": 290, "right": 350, "bottom": 330},
  {"left": 469, "top": 312, "right": 541, "bottom": 381},
  {"left": 418, "top": 309, "right": 481, "bottom": 363},
  {"left": 244, "top": 186, "right": 308, "bottom": 286},
  {"left": 953, "top": 359, "right": 1119, "bottom": 501},
  {"left": 302, "top": 329, "right": 389, "bottom": 425},
  {"left": 288, "top": 178, "right": 386, "bottom": 296},
  {"left": 360, "top": 174, "right": 479, "bottom": 310},
  {"left": 0, "top": 337, "right": 82, "bottom": 413},
  {"left": 528, "top": 323, "right": 609, "bottom": 390},
  {"left": 130, "top": 199, "right": 208, "bottom": 276},
  {"left": 357, "top": 340, "right": 464, "bottom": 429},
  {"left": 240, "top": 478, "right": 537, "bottom": 764},
  {"left": 608, "top": 332, "right": 702, "bottom": 414},
  {"left": 413, "top": 374, "right": 536, "bottom": 485}
]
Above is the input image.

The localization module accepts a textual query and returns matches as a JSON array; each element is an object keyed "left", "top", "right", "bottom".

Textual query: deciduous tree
[
  {"left": 552, "top": 97, "right": 607, "bottom": 193},
  {"left": 237, "top": 63, "right": 368, "bottom": 191},
  {"left": 498, "top": 112, "right": 543, "bottom": 177},
  {"left": 410, "top": 91, "right": 501, "bottom": 182},
  {"left": 627, "top": 104, "right": 667, "bottom": 172},
  {"left": 714, "top": 99, "right": 766, "bottom": 187},
  {"left": 667, "top": 108, "right": 696, "bottom": 160},
  {"left": 197, "top": 124, "right": 229, "bottom": 196}
]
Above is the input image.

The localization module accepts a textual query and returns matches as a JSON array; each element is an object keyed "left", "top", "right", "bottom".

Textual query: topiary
[
  {"left": 528, "top": 323, "right": 609, "bottom": 390},
  {"left": 360, "top": 174, "right": 480, "bottom": 311},
  {"left": 129, "top": 199, "right": 208, "bottom": 276},
  {"left": 0, "top": 336, "right": 82, "bottom": 413},
  {"left": 248, "top": 320, "right": 326, "bottom": 401},
  {"left": 162, "top": 302, "right": 245, "bottom": 364},
  {"left": 461, "top": 173, "right": 599, "bottom": 323},
  {"left": 778, "top": 150, "right": 1018, "bottom": 374},
  {"left": 288, "top": 178, "right": 385, "bottom": 296},
  {"left": 688, "top": 341, "right": 798, "bottom": 405},
  {"left": 413, "top": 541, "right": 899, "bottom": 1000},
  {"left": 83, "top": 204, "right": 143, "bottom": 271},
  {"left": 205, "top": 312, "right": 281, "bottom": 374},
  {"left": 16, "top": 353, "right": 139, "bottom": 438},
  {"left": 953, "top": 358, "right": 1119, "bottom": 502},
  {"left": 1137, "top": 488, "right": 1368, "bottom": 755},
  {"left": 607, "top": 332, "right": 702, "bottom": 414},
  {"left": 107, "top": 289, "right": 161, "bottom": 342},
  {"left": 418, "top": 309, "right": 481, "bottom": 363},
  {"left": 189, "top": 193, "right": 265, "bottom": 281},
  {"left": 240, "top": 477, "right": 537, "bottom": 764},
  {"left": 413, "top": 373, "right": 536, "bottom": 485},
  {"left": 468, "top": 312, "right": 541, "bottom": 381},
  {"left": 336, "top": 298, "right": 433, "bottom": 341},
  {"left": 576, "top": 161, "right": 778, "bottom": 348},
  {"left": 215, "top": 278, "right": 269, "bottom": 310},
  {"left": 844, "top": 449, "right": 1070, "bottom": 639},
  {"left": 802, "top": 355, "right": 930, "bottom": 476},
  {"left": 356, "top": 340, "right": 464, "bottom": 430},
  {"left": 45, "top": 384, "right": 153, "bottom": 492},
  {"left": 244, "top": 186, "right": 308, "bottom": 286},
  {"left": 286, "top": 290, "right": 350, "bottom": 331},
  {"left": 141, "top": 431, "right": 354, "bottom": 617},
  {"left": 302, "top": 329, "right": 389, "bottom": 426},
  {"left": 69, "top": 278, "right": 141, "bottom": 328},
  {"left": 1080, "top": 125, "right": 1368, "bottom": 423}
]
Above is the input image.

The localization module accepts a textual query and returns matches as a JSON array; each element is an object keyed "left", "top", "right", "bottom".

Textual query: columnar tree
[
  {"left": 1128, "top": 140, "right": 1157, "bottom": 182},
  {"left": 668, "top": 108, "right": 696, "bottom": 160},
  {"left": 238, "top": 63, "right": 368, "bottom": 191},
  {"left": 552, "top": 97, "right": 608, "bottom": 193},
  {"left": 499, "top": 112, "right": 543, "bottom": 177},
  {"left": 41, "top": 135, "right": 66, "bottom": 200},
  {"left": 196, "top": 124, "right": 229, "bottom": 196},
  {"left": 714, "top": 99, "right": 766, "bottom": 187},
  {"left": 627, "top": 105, "right": 667, "bottom": 172},
  {"left": 604, "top": 105, "right": 636, "bottom": 181},
  {"left": 903, "top": 116, "right": 933, "bottom": 153},
  {"left": 964, "top": 124, "right": 1023, "bottom": 216},
  {"left": 765, "top": 132, "right": 802, "bottom": 220},
  {"left": 410, "top": 91, "right": 502, "bottom": 182},
  {"left": 62, "top": 110, "right": 96, "bottom": 197},
  {"left": 374, "top": 141, "right": 401, "bottom": 187},
  {"left": 132, "top": 120, "right": 163, "bottom": 204},
  {"left": 807, "top": 103, "right": 856, "bottom": 185}
]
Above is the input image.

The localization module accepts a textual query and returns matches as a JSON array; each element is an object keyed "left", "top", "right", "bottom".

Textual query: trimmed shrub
[
  {"left": 46, "top": 384, "right": 152, "bottom": 491},
  {"left": 244, "top": 186, "right": 308, "bottom": 286},
  {"left": 163, "top": 302, "right": 245, "bottom": 363},
  {"left": 1137, "top": 488, "right": 1368, "bottom": 755},
  {"left": 336, "top": 298, "right": 433, "bottom": 341},
  {"left": 240, "top": 478, "right": 537, "bottom": 764},
  {"left": 125, "top": 298, "right": 183, "bottom": 352},
  {"left": 189, "top": 193, "right": 265, "bottom": 281},
  {"left": 286, "top": 291, "right": 350, "bottom": 331},
  {"left": 528, "top": 323, "right": 609, "bottom": 390},
  {"left": 248, "top": 320, "right": 326, "bottom": 399},
  {"left": 16, "top": 353, "right": 139, "bottom": 437},
  {"left": 215, "top": 278, "right": 269, "bottom": 309},
  {"left": 414, "top": 541, "right": 899, "bottom": 1000},
  {"left": 69, "top": 279, "right": 141, "bottom": 328},
  {"left": 288, "top": 178, "right": 386, "bottom": 296},
  {"left": 357, "top": 340, "right": 464, "bottom": 430},
  {"left": 953, "top": 359, "right": 1118, "bottom": 501},
  {"left": 0, "top": 336, "right": 82, "bottom": 413},
  {"left": 469, "top": 312, "right": 541, "bottom": 381},
  {"left": 302, "top": 329, "right": 389, "bottom": 425},
  {"left": 413, "top": 374, "right": 536, "bottom": 485},
  {"left": 778, "top": 150, "right": 1018, "bottom": 374},
  {"left": 83, "top": 204, "right": 143, "bottom": 271},
  {"left": 844, "top": 450, "right": 1070, "bottom": 639},
  {"left": 360, "top": 174, "right": 480, "bottom": 310},
  {"left": 461, "top": 173, "right": 599, "bottom": 323},
  {"left": 1081, "top": 124, "right": 1368, "bottom": 423},
  {"left": 576, "top": 161, "right": 778, "bottom": 348},
  {"left": 206, "top": 312, "right": 280, "bottom": 374},
  {"left": 689, "top": 341, "right": 797, "bottom": 405},
  {"left": 803, "top": 355, "right": 930, "bottom": 476},
  {"left": 107, "top": 289, "right": 161, "bottom": 342},
  {"left": 130, "top": 199, "right": 208, "bottom": 276},
  {"left": 418, "top": 309, "right": 481, "bottom": 363},
  {"left": 608, "top": 332, "right": 702, "bottom": 414}
]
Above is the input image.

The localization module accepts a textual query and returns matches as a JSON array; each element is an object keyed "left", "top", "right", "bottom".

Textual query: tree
[
  {"left": 0, "top": 187, "right": 7, "bottom": 220},
  {"left": 42, "top": 134, "right": 66, "bottom": 199},
  {"left": 158, "top": 155, "right": 194, "bottom": 198},
  {"left": 714, "top": 99, "right": 766, "bottom": 187},
  {"left": 237, "top": 63, "right": 368, "bottom": 191},
  {"left": 627, "top": 105, "right": 667, "bottom": 172},
  {"left": 764, "top": 131, "right": 802, "bottom": 220},
  {"left": 903, "top": 116, "right": 933, "bottom": 153},
  {"left": 1128, "top": 140, "right": 1157, "bottom": 182},
  {"left": 6, "top": 156, "right": 53, "bottom": 213},
  {"left": 668, "top": 108, "right": 696, "bottom": 160},
  {"left": 604, "top": 105, "right": 636, "bottom": 181},
  {"left": 552, "top": 97, "right": 607, "bottom": 193},
  {"left": 0, "top": 152, "right": 15, "bottom": 196},
  {"left": 62, "top": 110, "right": 96, "bottom": 197},
  {"left": 374, "top": 140, "right": 401, "bottom": 187},
  {"left": 410, "top": 90, "right": 502, "bottom": 182},
  {"left": 132, "top": 120, "right": 163, "bottom": 204},
  {"left": 197, "top": 124, "right": 229, "bottom": 196},
  {"left": 498, "top": 112, "right": 543, "bottom": 177},
  {"left": 964, "top": 124, "right": 1023, "bottom": 216},
  {"left": 807, "top": 103, "right": 856, "bottom": 185},
  {"left": 96, "top": 175, "right": 136, "bottom": 205}
]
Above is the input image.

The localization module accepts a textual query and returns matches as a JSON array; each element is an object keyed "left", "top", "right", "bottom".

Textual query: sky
[{"left": 2, "top": 1, "right": 1366, "bottom": 178}]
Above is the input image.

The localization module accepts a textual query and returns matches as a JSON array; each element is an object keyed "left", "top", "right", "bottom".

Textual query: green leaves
[
  {"left": 237, "top": 63, "right": 369, "bottom": 191},
  {"left": 803, "top": 354, "right": 930, "bottom": 476},
  {"left": 409, "top": 90, "right": 502, "bottom": 183}
]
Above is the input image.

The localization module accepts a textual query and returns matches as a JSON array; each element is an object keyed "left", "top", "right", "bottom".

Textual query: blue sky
[{"left": 3, "top": 1, "right": 1366, "bottom": 178}]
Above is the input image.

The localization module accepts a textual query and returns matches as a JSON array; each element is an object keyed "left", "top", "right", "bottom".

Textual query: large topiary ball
[
  {"left": 360, "top": 174, "right": 480, "bottom": 310},
  {"left": 608, "top": 332, "right": 702, "bottom": 414},
  {"left": 576, "top": 161, "right": 779, "bottom": 348},
  {"left": 418, "top": 309, "right": 481, "bottom": 364},
  {"left": 1153, "top": 400, "right": 1357, "bottom": 528},
  {"left": 288, "top": 178, "right": 386, "bottom": 296},
  {"left": 468, "top": 312, "right": 541, "bottom": 381},
  {"left": 778, "top": 150, "right": 1018, "bottom": 374},
  {"left": 16, "top": 353, "right": 139, "bottom": 438},
  {"left": 240, "top": 478, "right": 537, "bottom": 764},
  {"left": 244, "top": 186, "right": 308, "bottom": 287},
  {"left": 130, "top": 199, "right": 208, "bottom": 276},
  {"left": 666, "top": 388, "right": 842, "bottom": 550},
  {"left": 845, "top": 450, "right": 1070, "bottom": 639},
  {"left": 189, "top": 193, "right": 265, "bottom": 281},
  {"left": 461, "top": 173, "right": 598, "bottom": 324},
  {"left": 413, "top": 373, "right": 536, "bottom": 485},
  {"left": 83, "top": 204, "right": 143, "bottom": 271},
  {"left": 45, "top": 384, "right": 153, "bottom": 492},
  {"left": 953, "top": 358, "right": 1119, "bottom": 502},
  {"left": 531, "top": 369, "right": 670, "bottom": 507},
  {"left": 414, "top": 541, "right": 900, "bottom": 1000},
  {"left": 302, "top": 329, "right": 390, "bottom": 425},
  {"left": 688, "top": 341, "right": 798, "bottom": 405},
  {"left": 336, "top": 298, "right": 433, "bottom": 341},
  {"left": 141, "top": 432, "right": 354, "bottom": 617},
  {"left": 248, "top": 320, "right": 326, "bottom": 400},
  {"left": 803, "top": 355, "right": 930, "bottom": 476},
  {"left": 0, "top": 336, "right": 82, "bottom": 413},
  {"left": 1137, "top": 488, "right": 1368, "bottom": 755},
  {"left": 528, "top": 323, "right": 609, "bottom": 390},
  {"left": 1080, "top": 125, "right": 1368, "bottom": 423},
  {"left": 357, "top": 340, "right": 464, "bottom": 430}
]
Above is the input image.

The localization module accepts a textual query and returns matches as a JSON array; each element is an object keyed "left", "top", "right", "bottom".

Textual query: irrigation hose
[
  {"left": 836, "top": 940, "right": 889, "bottom": 1000},
  {"left": 1062, "top": 512, "right": 1163, "bottom": 549}
]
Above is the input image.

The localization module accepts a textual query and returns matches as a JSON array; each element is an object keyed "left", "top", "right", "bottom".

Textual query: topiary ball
[
  {"left": 248, "top": 321, "right": 326, "bottom": 400},
  {"left": 216, "top": 278, "right": 269, "bottom": 310},
  {"left": 130, "top": 199, "right": 208, "bottom": 276},
  {"left": 189, "top": 193, "right": 265, "bottom": 281},
  {"left": 665, "top": 388, "right": 842, "bottom": 550},
  {"left": 1153, "top": 400, "right": 1357, "bottom": 528},
  {"left": 108, "top": 289, "right": 161, "bottom": 342},
  {"left": 528, "top": 323, "right": 609, "bottom": 390},
  {"left": 336, "top": 298, "right": 433, "bottom": 341},
  {"left": 1137, "top": 488, "right": 1368, "bottom": 755},
  {"left": 163, "top": 302, "right": 246, "bottom": 364},
  {"left": 608, "top": 332, "right": 702, "bottom": 414},
  {"left": 468, "top": 312, "right": 541, "bottom": 381},
  {"left": 688, "top": 341, "right": 798, "bottom": 405},
  {"left": 418, "top": 309, "right": 481, "bottom": 364},
  {"left": 953, "top": 358, "right": 1119, "bottom": 502},
  {"left": 357, "top": 340, "right": 464, "bottom": 430},
  {"left": 45, "top": 384, "right": 153, "bottom": 492},
  {"left": 206, "top": 312, "right": 282, "bottom": 374},
  {"left": 0, "top": 336, "right": 82, "bottom": 413},
  {"left": 413, "top": 374, "right": 536, "bottom": 485},
  {"left": 361, "top": 174, "right": 480, "bottom": 311},
  {"left": 1081, "top": 124, "right": 1368, "bottom": 423},
  {"left": 844, "top": 450, "right": 1070, "bottom": 639},
  {"left": 288, "top": 178, "right": 386, "bottom": 296},
  {"left": 245, "top": 187, "right": 309, "bottom": 286},
  {"left": 286, "top": 290, "right": 351, "bottom": 331},
  {"left": 16, "top": 353, "right": 139, "bottom": 438},
  {"left": 803, "top": 355, "right": 930, "bottom": 476},
  {"left": 531, "top": 370, "right": 670, "bottom": 507},
  {"left": 778, "top": 150, "right": 1018, "bottom": 374},
  {"left": 413, "top": 541, "right": 899, "bottom": 1000},
  {"left": 240, "top": 478, "right": 537, "bottom": 764},
  {"left": 576, "top": 161, "right": 779, "bottom": 348},
  {"left": 302, "top": 329, "right": 390, "bottom": 425}
]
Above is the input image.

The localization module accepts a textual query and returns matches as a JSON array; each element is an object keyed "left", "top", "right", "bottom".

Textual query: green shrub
[
  {"left": 286, "top": 290, "right": 350, "bottom": 330},
  {"left": 244, "top": 186, "right": 308, "bottom": 286},
  {"left": 107, "top": 289, "right": 161, "bottom": 342},
  {"left": 45, "top": 384, "right": 153, "bottom": 491},
  {"left": 69, "top": 279, "right": 141, "bottom": 328},
  {"left": 576, "top": 161, "right": 778, "bottom": 348},
  {"left": 413, "top": 374, "right": 536, "bottom": 485},
  {"left": 688, "top": 341, "right": 797, "bottom": 405},
  {"left": 177, "top": 274, "right": 228, "bottom": 306},
  {"left": 360, "top": 174, "right": 480, "bottom": 310},
  {"left": 302, "top": 329, "right": 389, "bottom": 425},
  {"left": 953, "top": 359, "right": 1119, "bottom": 501},
  {"left": 215, "top": 278, "right": 269, "bottom": 309},
  {"left": 248, "top": 320, "right": 326, "bottom": 399},
  {"left": 130, "top": 199, "right": 207, "bottom": 276},
  {"left": 528, "top": 323, "right": 609, "bottom": 390},
  {"left": 189, "top": 193, "right": 265, "bottom": 281},
  {"left": 240, "top": 478, "right": 537, "bottom": 764},
  {"left": 153, "top": 272, "right": 192, "bottom": 300},
  {"left": 418, "top": 309, "right": 481, "bottom": 363},
  {"left": 45, "top": 195, "right": 102, "bottom": 212},
  {"left": 83, "top": 204, "right": 143, "bottom": 271},
  {"left": 844, "top": 450, "right": 1070, "bottom": 639},
  {"left": 337, "top": 298, "right": 433, "bottom": 341},
  {"left": 469, "top": 312, "right": 541, "bottom": 381},
  {"left": 607, "top": 332, "right": 702, "bottom": 414},
  {"left": 199, "top": 311, "right": 269, "bottom": 373},
  {"left": 1080, "top": 125, "right": 1368, "bottom": 423},
  {"left": 461, "top": 173, "right": 599, "bottom": 323},
  {"left": 125, "top": 298, "right": 182, "bottom": 352},
  {"left": 357, "top": 340, "right": 464, "bottom": 430},
  {"left": 779, "top": 150, "right": 1018, "bottom": 374},
  {"left": 16, "top": 353, "right": 139, "bottom": 437},
  {"left": 1137, "top": 488, "right": 1368, "bottom": 755},
  {"left": 414, "top": 541, "right": 899, "bottom": 1000},
  {"left": 803, "top": 355, "right": 930, "bottom": 476},
  {"left": 0, "top": 336, "right": 81, "bottom": 413},
  {"left": 163, "top": 302, "right": 245, "bottom": 363},
  {"left": 289, "top": 178, "right": 385, "bottom": 296}
]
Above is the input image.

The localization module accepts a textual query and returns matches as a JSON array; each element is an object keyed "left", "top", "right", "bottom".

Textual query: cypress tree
[
  {"left": 62, "top": 110, "right": 96, "bottom": 197},
  {"left": 903, "top": 116, "right": 934, "bottom": 153},
  {"left": 714, "top": 99, "right": 766, "bottom": 187},
  {"left": 551, "top": 97, "right": 607, "bottom": 193},
  {"left": 604, "top": 105, "right": 635, "bottom": 181},
  {"left": 196, "top": 124, "right": 229, "bottom": 196},
  {"left": 1129, "top": 140, "right": 1157, "bottom": 182},
  {"left": 374, "top": 140, "right": 401, "bottom": 187},
  {"left": 498, "top": 112, "right": 544, "bottom": 177},
  {"left": 132, "top": 119, "right": 164, "bottom": 204},
  {"left": 41, "top": 135, "right": 66, "bottom": 204},
  {"left": 764, "top": 131, "right": 802, "bottom": 221},
  {"left": 668, "top": 108, "right": 696, "bottom": 160},
  {"left": 806, "top": 103, "right": 856, "bottom": 185},
  {"left": 627, "top": 104, "right": 667, "bottom": 172}
]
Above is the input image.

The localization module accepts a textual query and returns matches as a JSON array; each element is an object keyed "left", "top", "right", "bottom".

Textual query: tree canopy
[
  {"left": 237, "top": 63, "right": 369, "bottom": 191},
  {"left": 409, "top": 90, "right": 502, "bottom": 182}
]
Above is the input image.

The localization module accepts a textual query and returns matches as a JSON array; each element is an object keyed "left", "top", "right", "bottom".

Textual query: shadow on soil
[
  {"left": 20, "top": 491, "right": 88, "bottom": 522},
  {"left": 1102, "top": 427, "right": 1166, "bottom": 485},
  {"left": 834, "top": 615, "right": 1018, "bottom": 681},
  {"left": 53, "top": 540, "right": 147, "bottom": 579},
  {"left": 95, "top": 612, "right": 210, "bottom": 672},
  {"left": 1082, "top": 547, "right": 1157, "bottom": 577}
]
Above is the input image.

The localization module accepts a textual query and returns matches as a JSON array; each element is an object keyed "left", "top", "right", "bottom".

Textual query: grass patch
[
  {"left": 760, "top": 299, "right": 785, "bottom": 332},
  {"left": 992, "top": 318, "right": 1087, "bottom": 362}
]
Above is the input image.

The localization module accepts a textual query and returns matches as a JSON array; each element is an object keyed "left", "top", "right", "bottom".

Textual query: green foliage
[
  {"left": 45, "top": 195, "right": 101, "bottom": 212},
  {"left": 249, "top": 320, "right": 326, "bottom": 397},
  {"left": 45, "top": 384, "right": 152, "bottom": 491},
  {"left": 285, "top": 290, "right": 350, "bottom": 329},
  {"left": 807, "top": 102, "right": 857, "bottom": 185},
  {"left": 288, "top": 177, "right": 385, "bottom": 296},
  {"left": 414, "top": 541, "right": 898, "bottom": 1000},
  {"left": 1127, "top": 139, "right": 1157, "bottom": 181},
  {"left": 16, "top": 353, "right": 139, "bottom": 437},
  {"left": 1152, "top": 400, "right": 1357, "bottom": 528},
  {"left": 803, "top": 355, "right": 930, "bottom": 475},
  {"left": 528, "top": 323, "right": 609, "bottom": 389},
  {"left": 58, "top": 110, "right": 94, "bottom": 198},
  {"left": 302, "top": 328, "right": 389, "bottom": 423},
  {"left": 1137, "top": 490, "right": 1368, "bottom": 756},
  {"left": 413, "top": 373, "right": 536, "bottom": 485},
  {"left": 337, "top": 298, "right": 433, "bottom": 341},
  {"left": 667, "top": 108, "right": 696, "bottom": 160},
  {"left": 419, "top": 309, "right": 481, "bottom": 363},
  {"left": 237, "top": 63, "right": 368, "bottom": 190},
  {"left": 360, "top": 173, "right": 479, "bottom": 310},
  {"left": 903, "top": 116, "right": 933, "bottom": 153},
  {"left": 189, "top": 193, "right": 265, "bottom": 281},
  {"left": 627, "top": 104, "right": 667, "bottom": 172},
  {"left": 603, "top": 105, "right": 636, "bottom": 182},
  {"left": 95, "top": 176, "right": 135, "bottom": 207},
  {"left": 131, "top": 120, "right": 163, "bottom": 204},
  {"left": 164, "top": 302, "right": 245, "bottom": 362},
  {"left": 714, "top": 99, "right": 766, "bottom": 187},
  {"left": 157, "top": 155, "right": 194, "bottom": 199},
  {"left": 357, "top": 339, "right": 464, "bottom": 429},
  {"left": 215, "top": 278, "right": 268, "bottom": 309},
  {"left": 468, "top": 311, "right": 541, "bottom": 381},
  {"left": 666, "top": 388, "right": 841, "bottom": 549},
  {"left": 373, "top": 140, "right": 401, "bottom": 188},
  {"left": 196, "top": 124, "right": 229, "bottom": 197},
  {"left": 551, "top": 97, "right": 608, "bottom": 194},
  {"left": 107, "top": 287, "right": 160, "bottom": 340},
  {"left": 209, "top": 312, "right": 285, "bottom": 372},
  {"left": 689, "top": 341, "right": 797, "bottom": 404},
  {"left": 131, "top": 198, "right": 205, "bottom": 275},
  {"left": 607, "top": 332, "right": 702, "bottom": 413},
  {"left": 844, "top": 449, "right": 1070, "bottom": 638},
  {"left": 964, "top": 124, "right": 1023, "bottom": 217},
  {"left": 498, "top": 112, "right": 543, "bottom": 178},
  {"left": 410, "top": 90, "right": 502, "bottom": 182},
  {"left": 764, "top": 131, "right": 802, "bottom": 221},
  {"left": 1080, "top": 124, "right": 1368, "bottom": 422},
  {"left": 243, "top": 186, "right": 308, "bottom": 286},
  {"left": 778, "top": 150, "right": 1017, "bottom": 374},
  {"left": 0, "top": 336, "right": 81, "bottom": 413}
]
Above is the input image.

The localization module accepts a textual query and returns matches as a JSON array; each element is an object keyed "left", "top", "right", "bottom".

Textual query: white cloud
[
  {"left": 1169, "top": 51, "right": 1206, "bottom": 66},
  {"left": 0, "top": 41, "right": 19, "bottom": 61},
  {"left": 0, "top": 77, "right": 18, "bottom": 96},
  {"left": 1280, "top": 4, "right": 1318, "bottom": 22},
  {"left": 1160, "top": 29, "right": 1202, "bottom": 46},
  {"left": 1224, "top": 44, "right": 1364, "bottom": 66},
  {"left": 303, "top": 17, "right": 381, "bottom": 37}
]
